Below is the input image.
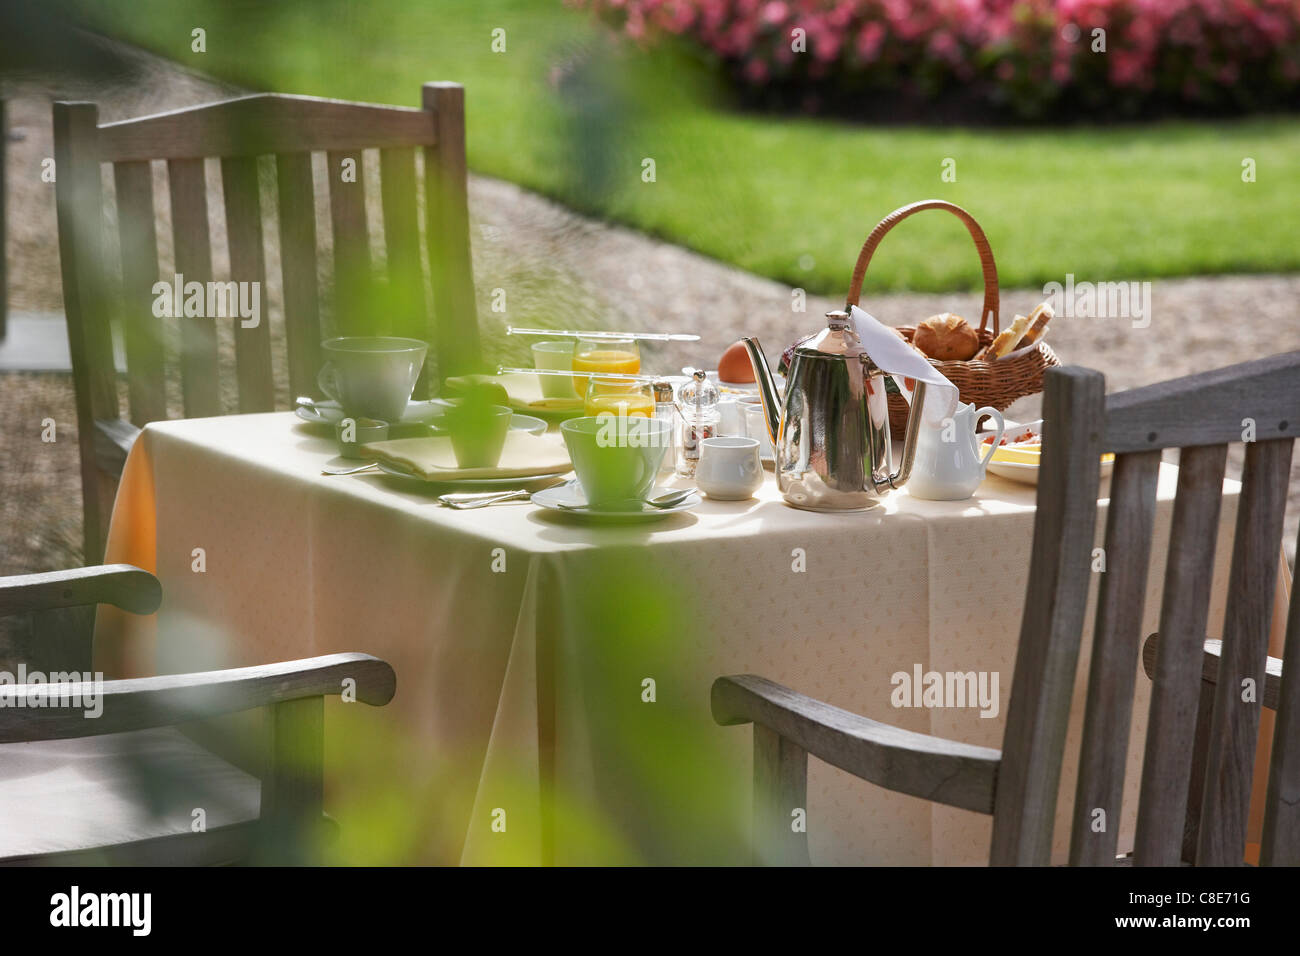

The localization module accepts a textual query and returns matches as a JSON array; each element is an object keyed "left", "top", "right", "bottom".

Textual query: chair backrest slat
[
  {"left": 379, "top": 146, "right": 429, "bottom": 396},
  {"left": 422, "top": 83, "right": 479, "bottom": 379},
  {"left": 54, "top": 104, "right": 119, "bottom": 424},
  {"left": 95, "top": 93, "right": 437, "bottom": 162},
  {"left": 112, "top": 160, "right": 167, "bottom": 426},
  {"left": 166, "top": 157, "right": 221, "bottom": 418},
  {"left": 1261, "top": 523, "right": 1300, "bottom": 865},
  {"left": 1195, "top": 437, "right": 1294, "bottom": 864},
  {"left": 54, "top": 102, "right": 120, "bottom": 562},
  {"left": 326, "top": 149, "right": 372, "bottom": 335},
  {"left": 990, "top": 367, "right": 1106, "bottom": 866},
  {"left": 219, "top": 155, "right": 275, "bottom": 412},
  {"left": 1180, "top": 664, "right": 1221, "bottom": 863},
  {"left": 274, "top": 151, "right": 322, "bottom": 401},
  {"left": 1069, "top": 449, "right": 1161, "bottom": 865},
  {"left": 1132, "top": 443, "right": 1228, "bottom": 865}
]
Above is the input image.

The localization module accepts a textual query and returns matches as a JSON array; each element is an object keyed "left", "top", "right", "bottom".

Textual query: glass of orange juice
[
  {"left": 572, "top": 336, "right": 639, "bottom": 396},
  {"left": 584, "top": 376, "right": 655, "bottom": 419}
]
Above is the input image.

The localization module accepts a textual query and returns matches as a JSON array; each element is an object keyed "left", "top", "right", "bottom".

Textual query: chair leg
[
  {"left": 753, "top": 724, "right": 811, "bottom": 866},
  {"left": 260, "top": 696, "right": 324, "bottom": 863}
]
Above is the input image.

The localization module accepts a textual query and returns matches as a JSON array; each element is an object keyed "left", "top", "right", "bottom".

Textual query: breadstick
[
  {"left": 981, "top": 313, "right": 1031, "bottom": 360},
  {"left": 1016, "top": 302, "right": 1054, "bottom": 349}
]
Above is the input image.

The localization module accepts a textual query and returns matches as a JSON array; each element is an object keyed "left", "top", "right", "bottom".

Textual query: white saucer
[
  {"left": 374, "top": 460, "right": 570, "bottom": 487},
  {"left": 296, "top": 399, "right": 447, "bottom": 426},
  {"left": 531, "top": 484, "right": 700, "bottom": 521},
  {"left": 297, "top": 400, "right": 547, "bottom": 436}
]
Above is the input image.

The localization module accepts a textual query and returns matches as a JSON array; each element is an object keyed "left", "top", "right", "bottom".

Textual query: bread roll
[{"left": 913, "top": 312, "right": 980, "bottom": 361}]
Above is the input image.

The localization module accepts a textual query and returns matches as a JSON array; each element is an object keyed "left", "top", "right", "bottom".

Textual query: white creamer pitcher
[{"left": 906, "top": 402, "right": 1004, "bottom": 501}]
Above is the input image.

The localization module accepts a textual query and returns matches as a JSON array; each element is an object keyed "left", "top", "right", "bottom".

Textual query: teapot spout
[{"left": 742, "top": 337, "right": 781, "bottom": 446}]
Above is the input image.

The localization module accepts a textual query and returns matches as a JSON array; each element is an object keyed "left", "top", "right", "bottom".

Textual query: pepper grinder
[{"left": 676, "top": 370, "right": 720, "bottom": 478}]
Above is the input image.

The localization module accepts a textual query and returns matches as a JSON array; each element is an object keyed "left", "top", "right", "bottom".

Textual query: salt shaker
[{"left": 677, "top": 370, "right": 720, "bottom": 478}]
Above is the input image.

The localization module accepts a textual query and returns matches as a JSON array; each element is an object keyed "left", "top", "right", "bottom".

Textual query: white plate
[
  {"left": 374, "top": 461, "right": 571, "bottom": 486},
  {"left": 985, "top": 456, "right": 1114, "bottom": 486},
  {"left": 985, "top": 459, "right": 1041, "bottom": 485},
  {"left": 979, "top": 418, "right": 1043, "bottom": 445},
  {"left": 531, "top": 483, "right": 700, "bottom": 522},
  {"left": 297, "top": 400, "right": 547, "bottom": 436}
]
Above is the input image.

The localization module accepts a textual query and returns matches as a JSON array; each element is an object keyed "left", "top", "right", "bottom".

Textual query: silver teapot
[{"left": 745, "top": 310, "right": 928, "bottom": 512}]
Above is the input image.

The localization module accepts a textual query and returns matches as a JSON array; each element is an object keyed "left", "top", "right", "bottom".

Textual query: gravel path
[{"left": 3, "top": 39, "right": 1298, "bottom": 573}]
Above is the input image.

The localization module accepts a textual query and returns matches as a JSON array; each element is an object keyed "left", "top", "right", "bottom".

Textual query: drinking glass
[
  {"left": 531, "top": 340, "right": 578, "bottom": 398},
  {"left": 584, "top": 376, "right": 655, "bottom": 420},
  {"left": 572, "top": 336, "right": 639, "bottom": 396}
]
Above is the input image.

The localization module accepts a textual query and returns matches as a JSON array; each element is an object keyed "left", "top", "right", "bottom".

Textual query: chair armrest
[
  {"left": 0, "top": 652, "right": 396, "bottom": 743},
  {"left": 93, "top": 417, "right": 141, "bottom": 478},
  {"left": 712, "top": 674, "right": 1001, "bottom": 814},
  {"left": 1142, "top": 634, "right": 1282, "bottom": 710},
  {"left": 0, "top": 564, "right": 160, "bottom": 618}
]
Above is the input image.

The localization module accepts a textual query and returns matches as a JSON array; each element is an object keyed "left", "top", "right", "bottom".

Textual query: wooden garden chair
[
  {"left": 0, "top": 564, "right": 396, "bottom": 865},
  {"left": 714, "top": 352, "right": 1300, "bottom": 866},
  {"left": 53, "top": 84, "right": 481, "bottom": 563}
]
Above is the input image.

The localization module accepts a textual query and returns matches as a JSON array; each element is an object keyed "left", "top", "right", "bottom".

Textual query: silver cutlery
[
  {"left": 321, "top": 461, "right": 379, "bottom": 476},
  {"left": 644, "top": 488, "right": 696, "bottom": 508},
  {"left": 438, "top": 490, "right": 533, "bottom": 509}
]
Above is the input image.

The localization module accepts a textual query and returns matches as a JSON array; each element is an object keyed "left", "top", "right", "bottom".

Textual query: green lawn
[{"left": 79, "top": 0, "right": 1300, "bottom": 295}]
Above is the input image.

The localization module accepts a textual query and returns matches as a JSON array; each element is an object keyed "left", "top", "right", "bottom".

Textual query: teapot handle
[{"left": 845, "top": 200, "right": 1000, "bottom": 334}]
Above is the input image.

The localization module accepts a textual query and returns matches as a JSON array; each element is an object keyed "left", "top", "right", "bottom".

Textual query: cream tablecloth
[{"left": 96, "top": 412, "right": 1279, "bottom": 865}]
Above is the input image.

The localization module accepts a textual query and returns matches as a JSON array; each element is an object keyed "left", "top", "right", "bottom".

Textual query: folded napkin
[
  {"left": 445, "top": 373, "right": 584, "bottom": 412},
  {"left": 849, "top": 306, "right": 959, "bottom": 428},
  {"left": 361, "top": 430, "right": 571, "bottom": 481}
]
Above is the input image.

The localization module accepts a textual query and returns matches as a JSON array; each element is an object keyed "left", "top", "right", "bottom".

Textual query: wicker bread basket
[{"left": 846, "top": 200, "right": 1060, "bottom": 434}]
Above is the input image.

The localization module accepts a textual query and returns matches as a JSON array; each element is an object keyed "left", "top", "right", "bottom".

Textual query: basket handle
[{"left": 845, "top": 199, "right": 1000, "bottom": 334}]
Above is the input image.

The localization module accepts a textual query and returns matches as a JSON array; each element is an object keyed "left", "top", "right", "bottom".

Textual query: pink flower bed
[{"left": 575, "top": 0, "right": 1300, "bottom": 117}]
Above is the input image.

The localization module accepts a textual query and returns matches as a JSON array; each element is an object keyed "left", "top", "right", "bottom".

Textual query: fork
[{"left": 438, "top": 490, "right": 533, "bottom": 509}]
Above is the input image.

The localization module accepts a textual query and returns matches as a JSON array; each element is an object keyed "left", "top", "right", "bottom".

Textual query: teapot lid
[{"left": 798, "top": 310, "right": 874, "bottom": 366}]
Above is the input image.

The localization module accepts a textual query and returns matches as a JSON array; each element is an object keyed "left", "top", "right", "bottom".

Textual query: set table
[{"left": 96, "top": 411, "right": 1279, "bottom": 864}]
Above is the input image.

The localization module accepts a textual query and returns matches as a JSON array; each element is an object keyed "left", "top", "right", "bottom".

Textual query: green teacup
[
  {"left": 443, "top": 403, "right": 512, "bottom": 468},
  {"left": 561, "top": 415, "right": 672, "bottom": 510}
]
